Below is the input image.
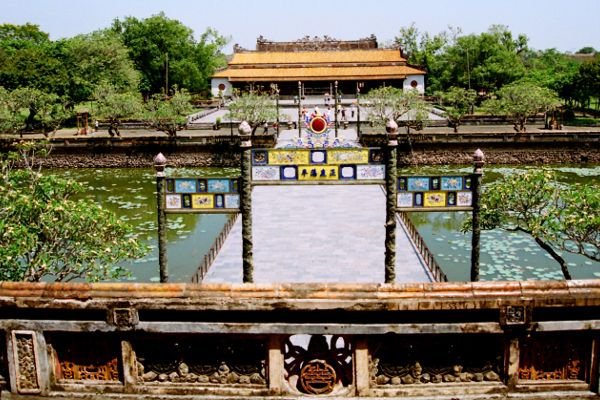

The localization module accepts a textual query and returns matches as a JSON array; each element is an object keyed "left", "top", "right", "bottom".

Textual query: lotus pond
[{"left": 60, "top": 165, "right": 599, "bottom": 283}]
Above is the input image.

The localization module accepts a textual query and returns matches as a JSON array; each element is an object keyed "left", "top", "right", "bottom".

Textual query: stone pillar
[
  {"left": 154, "top": 153, "right": 168, "bottom": 283},
  {"left": 505, "top": 336, "right": 520, "bottom": 390},
  {"left": 121, "top": 340, "right": 137, "bottom": 391},
  {"left": 385, "top": 119, "right": 398, "bottom": 283},
  {"left": 470, "top": 149, "right": 484, "bottom": 282},
  {"left": 267, "top": 335, "right": 284, "bottom": 395},
  {"left": 239, "top": 121, "right": 254, "bottom": 283},
  {"left": 354, "top": 337, "right": 370, "bottom": 396}
]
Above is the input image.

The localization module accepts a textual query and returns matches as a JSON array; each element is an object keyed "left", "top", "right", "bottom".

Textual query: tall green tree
[
  {"left": 144, "top": 88, "right": 194, "bottom": 137},
  {"left": 226, "top": 92, "right": 279, "bottom": 135},
  {"left": 468, "top": 170, "right": 600, "bottom": 280},
  {"left": 434, "top": 25, "right": 528, "bottom": 93},
  {"left": 0, "top": 142, "right": 146, "bottom": 282},
  {"left": 394, "top": 23, "right": 451, "bottom": 94},
  {"left": 60, "top": 30, "right": 140, "bottom": 103},
  {"left": 483, "top": 82, "right": 560, "bottom": 132},
  {"left": 112, "top": 13, "right": 228, "bottom": 95},
  {"left": 0, "top": 24, "right": 70, "bottom": 97},
  {"left": 520, "top": 48, "right": 580, "bottom": 95},
  {"left": 436, "top": 87, "right": 477, "bottom": 132}
]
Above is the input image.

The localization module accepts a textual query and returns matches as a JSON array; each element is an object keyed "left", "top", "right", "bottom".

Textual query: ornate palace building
[{"left": 211, "top": 35, "right": 426, "bottom": 97}]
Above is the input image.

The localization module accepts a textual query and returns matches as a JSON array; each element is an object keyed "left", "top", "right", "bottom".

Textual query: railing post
[
  {"left": 239, "top": 121, "right": 254, "bottom": 283},
  {"left": 297, "top": 81, "right": 302, "bottom": 139},
  {"left": 385, "top": 119, "right": 398, "bottom": 283},
  {"left": 471, "top": 149, "right": 485, "bottom": 282},
  {"left": 154, "top": 153, "right": 168, "bottom": 283},
  {"left": 334, "top": 80, "right": 339, "bottom": 138}
]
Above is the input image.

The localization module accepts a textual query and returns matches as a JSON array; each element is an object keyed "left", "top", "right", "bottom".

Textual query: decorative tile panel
[
  {"left": 251, "top": 148, "right": 384, "bottom": 184},
  {"left": 397, "top": 174, "right": 475, "bottom": 211},
  {"left": 165, "top": 178, "right": 240, "bottom": 212}
]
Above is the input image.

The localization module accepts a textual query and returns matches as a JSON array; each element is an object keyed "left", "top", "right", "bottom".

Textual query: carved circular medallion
[
  {"left": 300, "top": 360, "right": 336, "bottom": 395},
  {"left": 309, "top": 116, "right": 328, "bottom": 134}
]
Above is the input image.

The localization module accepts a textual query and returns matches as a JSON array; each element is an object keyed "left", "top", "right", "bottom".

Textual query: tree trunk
[{"left": 534, "top": 237, "right": 572, "bottom": 280}]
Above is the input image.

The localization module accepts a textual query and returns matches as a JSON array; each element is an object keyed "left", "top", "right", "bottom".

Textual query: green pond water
[{"left": 60, "top": 165, "right": 599, "bottom": 283}]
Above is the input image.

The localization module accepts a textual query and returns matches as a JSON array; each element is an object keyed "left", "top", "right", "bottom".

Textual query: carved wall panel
[
  {"left": 47, "top": 333, "right": 120, "bottom": 382},
  {"left": 134, "top": 335, "right": 266, "bottom": 386},
  {"left": 518, "top": 335, "right": 588, "bottom": 381},
  {"left": 0, "top": 332, "right": 7, "bottom": 389},
  {"left": 11, "top": 331, "right": 41, "bottom": 393},
  {"left": 284, "top": 335, "right": 353, "bottom": 395},
  {"left": 369, "top": 335, "right": 503, "bottom": 385}
]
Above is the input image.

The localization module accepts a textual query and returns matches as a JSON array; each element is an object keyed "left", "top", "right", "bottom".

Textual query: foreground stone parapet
[{"left": 0, "top": 280, "right": 599, "bottom": 399}]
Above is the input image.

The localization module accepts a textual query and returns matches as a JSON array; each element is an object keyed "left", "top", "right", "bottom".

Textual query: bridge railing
[
  {"left": 191, "top": 213, "right": 238, "bottom": 283},
  {"left": 0, "top": 281, "right": 599, "bottom": 399},
  {"left": 397, "top": 211, "right": 448, "bottom": 282}
]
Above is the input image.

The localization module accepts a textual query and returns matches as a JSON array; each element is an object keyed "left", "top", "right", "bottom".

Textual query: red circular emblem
[{"left": 309, "top": 116, "right": 328, "bottom": 134}]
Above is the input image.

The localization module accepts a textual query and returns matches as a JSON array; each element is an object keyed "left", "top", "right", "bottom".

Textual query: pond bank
[{"left": 35, "top": 145, "right": 599, "bottom": 168}]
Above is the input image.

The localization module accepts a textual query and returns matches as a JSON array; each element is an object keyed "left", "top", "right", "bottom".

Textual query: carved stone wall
[
  {"left": 519, "top": 335, "right": 588, "bottom": 381},
  {"left": 11, "top": 331, "right": 41, "bottom": 394},
  {"left": 47, "top": 333, "right": 120, "bottom": 382},
  {"left": 0, "top": 332, "right": 7, "bottom": 389},
  {"left": 369, "top": 335, "right": 503, "bottom": 386},
  {"left": 284, "top": 335, "right": 353, "bottom": 395},
  {"left": 134, "top": 335, "right": 266, "bottom": 386}
]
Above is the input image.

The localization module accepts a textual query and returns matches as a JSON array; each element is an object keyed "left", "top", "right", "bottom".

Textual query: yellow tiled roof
[
  {"left": 228, "top": 49, "right": 406, "bottom": 65},
  {"left": 213, "top": 65, "right": 425, "bottom": 81}
]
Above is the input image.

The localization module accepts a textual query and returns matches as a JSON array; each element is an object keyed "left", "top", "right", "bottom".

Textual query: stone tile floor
[{"left": 203, "top": 185, "right": 432, "bottom": 283}]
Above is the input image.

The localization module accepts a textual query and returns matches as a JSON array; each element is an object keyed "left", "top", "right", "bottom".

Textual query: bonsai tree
[
  {"left": 226, "top": 92, "right": 278, "bottom": 135},
  {"left": 437, "top": 87, "right": 477, "bottom": 132},
  {"left": 465, "top": 169, "right": 599, "bottom": 280},
  {"left": 0, "top": 142, "right": 146, "bottom": 282},
  {"left": 483, "top": 82, "right": 560, "bottom": 133},
  {"left": 145, "top": 88, "right": 194, "bottom": 137},
  {"left": 93, "top": 83, "right": 142, "bottom": 137},
  {"left": 364, "top": 87, "right": 428, "bottom": 134},
  {"left": 0, "top": 87, "right": 70, "bottom": 137}
]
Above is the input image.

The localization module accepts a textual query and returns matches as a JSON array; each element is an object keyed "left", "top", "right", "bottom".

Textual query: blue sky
[{"left": 2, "top": 0, "right": 599, "bottom": 53}]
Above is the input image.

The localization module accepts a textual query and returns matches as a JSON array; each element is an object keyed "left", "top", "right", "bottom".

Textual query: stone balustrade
[{"left": 0, "top": 280, "right": 599, "bottom": 399}]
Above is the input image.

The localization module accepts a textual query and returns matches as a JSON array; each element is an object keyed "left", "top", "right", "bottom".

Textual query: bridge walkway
[{"left": 203, "top": 184, "right": 432, "bottom": 283}]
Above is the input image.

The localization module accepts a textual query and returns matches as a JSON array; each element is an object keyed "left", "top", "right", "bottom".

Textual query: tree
[
  {"left": 0, "top": 87, "right": 71, "bottom": 136},
  {"left": 144, "top": 88, "right": 193, "bottom": 137},
  {"left": 112, "top": 13, "right": 228, "bottom": 95},
  {"left": 552, "top": 184, "right": 599, "bottom": 262},
  {"left": 0, "top": 142, "right": 146, "bottom": 282},
  {"left": 0, "top": 86, "right": 27, "bottom": 134},
  {"left": 430, "top": 25, "right": 528, "bottom": 94},
  {"left": 394, "top": 23, "right": 450, "bottom": 94},
  {"left": 469, "top": 170, "right": 600, "bottom": 280},
  {"left": 364, "top": 87, "right": 428, "bottom": 133},
  {"left": 576, "top": 47, "right": 596, "bottom": 55},
  {"left": 483, "top": 82, "right": 560, "bottom": 132},
  {"left": 93, "top": 84, "right": 142, "bottom": 137},
  {"left": 226, "top": 92, "right": 279, "bottom": 135},
  {"left": 436, "top": 87, "right": 477, "bottom": 132},
  {"left": 0, "top": 24, "right": 70, "bottom": 97},
  {"left": 520, "top": 49, "right": 580, "bottom": 95},
  {"left": 60, "top": 30, "right": 140, "bottom": 103}
]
